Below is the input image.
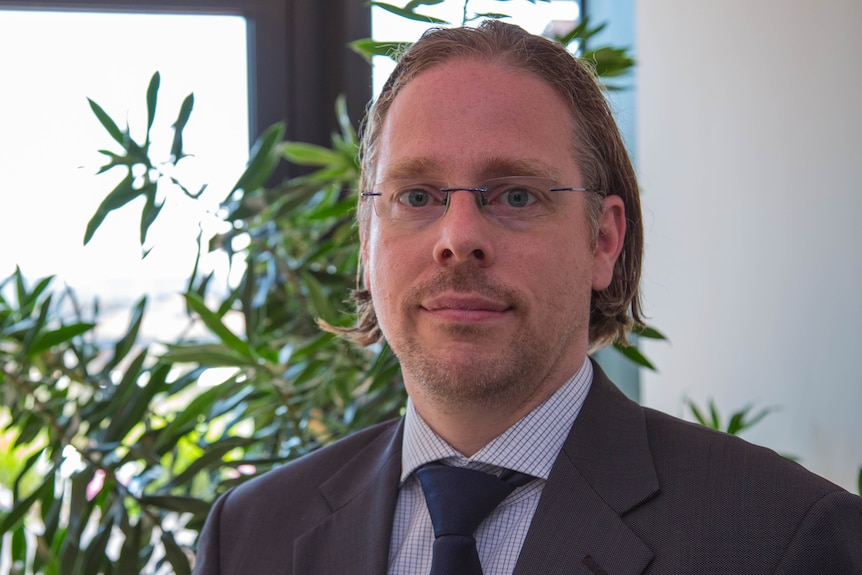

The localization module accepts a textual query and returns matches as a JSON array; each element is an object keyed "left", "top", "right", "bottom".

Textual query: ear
[{"left": 592, "top": 195, "right": 626, "bottom": 291}]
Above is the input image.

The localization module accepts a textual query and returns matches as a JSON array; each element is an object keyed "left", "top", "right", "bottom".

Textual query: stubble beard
[{"left": 384, "top": 268, "right": 585, "bottom": 413}]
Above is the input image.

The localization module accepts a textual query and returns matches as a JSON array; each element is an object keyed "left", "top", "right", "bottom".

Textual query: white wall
[{"left": 636, "top": 0, "right": 862, "bottom": 492}]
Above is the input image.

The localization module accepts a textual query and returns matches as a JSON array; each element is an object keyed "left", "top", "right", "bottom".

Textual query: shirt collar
[{"left": 400, "top": 358, "right": 593, "bottom": 483}]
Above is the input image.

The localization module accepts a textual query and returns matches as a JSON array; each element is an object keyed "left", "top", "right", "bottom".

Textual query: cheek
[
  {"left": 523, "top": 233, "right": 592, "bottom": 299},
  {"left": 365, "top": 231, "right": 423, "bottom": 300},
  {"left": 364, "top": 221, "right": 388, "bottom": 294}
]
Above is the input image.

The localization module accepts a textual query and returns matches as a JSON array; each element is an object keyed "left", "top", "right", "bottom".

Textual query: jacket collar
[
  {"left": 293, "top": 419, "right": 404, "bottom": 574},
  {"left": 514, "top": 361, "right": 659, "bottom": 575},
  {"left": 293, "top": 361, "right": 660, "bottom": 575}
]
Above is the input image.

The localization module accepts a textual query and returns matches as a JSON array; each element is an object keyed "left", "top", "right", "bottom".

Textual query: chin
[{"left": 404, "top": 351, "right": 527, "bottom": 405}]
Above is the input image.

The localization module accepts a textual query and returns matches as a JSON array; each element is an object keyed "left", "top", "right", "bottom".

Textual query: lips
[
  {"left": 422, "top": 294, "right": 510, "bottom": 312},
  {"left": 420, "top": 293, "right": 512, "bottom": 323}
]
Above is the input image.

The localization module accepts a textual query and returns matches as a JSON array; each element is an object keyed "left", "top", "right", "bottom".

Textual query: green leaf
[
  {"left": 611, "top": 341, "right": 656, "bottom": 370},
  {"left": 230, "top": 122, "right": 285, "bottom": 195},
  {"left": 13, "top": 450, "right": 45, "bottom": 487},
  {"left": 87, "top": 98, "right": 125, "bottom": 146},
  {"left": 140, "top": 495, "right": 210, "bottom": 516},
  {"left": 18, "top": 272, "right": 54, "bottom": 309},
  {"left": 125, "top": 137, "right": 151, "bottom": 167},
  {"left": 470, "top": 12, "right": 512, "bottom": 20},
  {"left": 371, "top": 2, "right": 448, "bottom": 24},
  {"left": 13, "top": 266, "right": 27, "bottom": 305},
  {"left": 349, "top": 39, "right": 412, "bottom": 63},
  {"left": 0, "top": 469, "right": 54, "bottom": 533},
  {"left": 17, "top": 291, "right": 51, "bottom": 360},
  {"left": 160, "top": 531, "right": 192, "bottom": 575},
  {"left": 299, "top": 270, "right": 336, "bottom": 323},
  {"left": 84, "top": 173, "right": 140, "bottom": 245},
  {"left": 303, "top": 201, "right": 355, "bottom": 224},
  {"left": 12, "top": 525, "right": 26, "bottom": 564},
  {"left": 41, "top": 490, "right": 62, "bottom": 547},
  {"left": 556, "top": 18, "right": 607, "bottom": 47},
  {"left": 94, "top": 149, "right": 135, "bottom": 174},
  {"left": 26, "top": 322, "right": 95, "bottom": 357},
  {"left": 631, "top": 324, "right": 668, "bottom": 340},
  {"left": 404, "top": 0, "right": 446, "bottom": 9},
  {"left": 117, "top": 521, "right": 143, "bottom": 575},
  {"left": 583, "top": 46, "right": 636, "bottom": 79},
  {"left": 139, "top": 183, "right": 162, "bottom": 245},
  {"left": 13, "top": 416, "right": 43, "bottom": 448},
  {"left": 727, "top": 405, "right": 776, "bottom": 435},
  {"left": 81, "top": 519, "right": 114, "bottom": 575},
  {"left": 102, "top": 363, "right": 170, "bottom": 443},
  {"left": 146, "top": 71, "right": 160, "bottom": 134},
  {"left": 161, "top": 343, "right": 259, "bottom": 367},
  {"left": 705, "top": 400, "right": 720, "bottom": 428},
  {"left": 167, "top": 436, "right": 254, "bottom": 488},
  {"left": 281, "top": 142, "right": 341, "bottom": 166},
  {"left": 60, "top": 524, "right": 82, "bottom": 573},
  {"left": 725, "top": 407, "right": 749, "bottom": 435},
  {"left": 334, "top": 94, "right": 357, "bottom": 149},
  {"left": 104, "top": 297, "right": 146, "bottom": 372},
  {"left": 184, "top": 292, "right": 254, "bottom": 359},
  {"left": 82, "top": 349, "right": 148, "bottom": 427},
  {"left": 153, "top": 383, "right": 233, "bottom": 453},
  {"left": 686, "top": 399, "right": 708, "bottom": 427},
  {"left": 171, "top": 93, "right": 195, "bottom": 161}
]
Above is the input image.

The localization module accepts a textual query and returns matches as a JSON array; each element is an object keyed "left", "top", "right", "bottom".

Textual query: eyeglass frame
[{"left": 360, "top": 175, "right": 606, "bottom": 226}]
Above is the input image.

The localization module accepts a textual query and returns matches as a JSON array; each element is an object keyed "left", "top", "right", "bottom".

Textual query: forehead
[{"left": 375, "top": 58, "right": 580, "bottom": 183}]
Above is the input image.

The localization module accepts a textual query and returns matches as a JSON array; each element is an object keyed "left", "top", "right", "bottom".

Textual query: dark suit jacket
[{"left": 192, "top": 363, "right": 862, "bottom": 574}]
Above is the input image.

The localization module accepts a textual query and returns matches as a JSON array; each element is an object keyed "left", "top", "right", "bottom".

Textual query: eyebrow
[
  {"left": 479, "top": 157, "right": 563, "bottom": 181},
  {"left": 378, "top": 156, "right": 564, "bottom": 183},
  {"left": 378, "top": 158, "right": 443, "bottom": 182}
]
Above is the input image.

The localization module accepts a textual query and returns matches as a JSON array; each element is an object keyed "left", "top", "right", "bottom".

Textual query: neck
[
  {"left": 401, "top": 347, "right": 589, "bottom": 456},
  {"left": 407, "top": 376, "right": 564, "bottom": 457}
]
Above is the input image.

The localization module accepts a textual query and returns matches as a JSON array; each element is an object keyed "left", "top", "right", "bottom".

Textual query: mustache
[{"left": 406, "top": 267, "right": 522, "bottom": 307}]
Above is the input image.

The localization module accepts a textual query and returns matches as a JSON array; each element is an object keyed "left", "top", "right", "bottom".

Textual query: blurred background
[
  {"left": 634, "top": 0, "right": 862, "bottom": 494},
  {"left": 1, "top": 0, "right": 859, "bottom": 572}
]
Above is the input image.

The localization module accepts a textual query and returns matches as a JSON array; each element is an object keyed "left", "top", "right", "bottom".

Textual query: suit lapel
[
  {"left": 292, "top": 363, "right": 659, "bottom": 574},
  {"left": 514, "top": 363, "right": 659, "bottom": 575},
  {"left": 293, "top": 419, "right": 404, "bottom": 575}
]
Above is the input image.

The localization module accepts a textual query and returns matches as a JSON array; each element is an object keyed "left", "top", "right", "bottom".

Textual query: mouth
[{"left": 420, "top": 293, "right": 512, "bottom": 322}]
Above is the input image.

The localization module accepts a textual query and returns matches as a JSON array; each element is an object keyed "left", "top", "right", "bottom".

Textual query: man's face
[{"left": 363, "top": 58, "right": 623, "bottom": 416}]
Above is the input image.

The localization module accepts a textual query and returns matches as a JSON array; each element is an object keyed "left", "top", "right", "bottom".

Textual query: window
[
  {"left": 371, "top": 0, "right": 584, "bottom": 95},
  {"left": 0, "top": 9, "right": 250, "bottom": 341},
  {"left": 0, "top": 0, "right": 371, "bottom": 341}
]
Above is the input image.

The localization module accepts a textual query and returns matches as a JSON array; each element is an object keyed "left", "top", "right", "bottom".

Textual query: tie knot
[{"left": 416, "top": 464, "right": 532, "bottom": 537}]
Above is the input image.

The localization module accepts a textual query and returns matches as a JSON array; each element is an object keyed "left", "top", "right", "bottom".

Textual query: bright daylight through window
[
  {"left": 371, "top": 0, "right": 581, "bottom": 94},
  {"left": 0, "top": 10, "right": 249, "bottom": 344}
]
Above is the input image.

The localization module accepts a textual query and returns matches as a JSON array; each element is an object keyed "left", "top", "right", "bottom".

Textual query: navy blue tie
[{"left": 416, "top": 464, "right": 533, "bottom": 575}]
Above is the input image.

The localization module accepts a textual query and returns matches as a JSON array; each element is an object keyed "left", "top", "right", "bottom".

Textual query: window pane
[
  {"left": 370, "top": 0, "right": 581, "bottom": 95},
  {"left": 0, "top": 10, "right": 248, "bottom": 339}
]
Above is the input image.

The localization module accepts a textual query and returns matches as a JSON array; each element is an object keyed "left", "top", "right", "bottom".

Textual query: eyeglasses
[{"left": 361, "top": 176, "right": 604, "bottom": 226}]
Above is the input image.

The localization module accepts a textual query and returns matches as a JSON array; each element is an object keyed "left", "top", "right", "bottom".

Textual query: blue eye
[
  {"left": 398, "top": 188, "right": 433, "bottom": 207},
  {"left": 502, "top": 187, "right": 533, "bottom": 208}
]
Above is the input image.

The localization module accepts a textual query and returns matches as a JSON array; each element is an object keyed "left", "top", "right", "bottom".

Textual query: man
[{"left": 193, "top": 21, "right": 861, "bottom": 574}]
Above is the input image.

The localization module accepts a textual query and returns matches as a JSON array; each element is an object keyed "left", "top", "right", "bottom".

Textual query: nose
[{"left": 432, "top": 189, "right": 496, "bottom": 266}]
